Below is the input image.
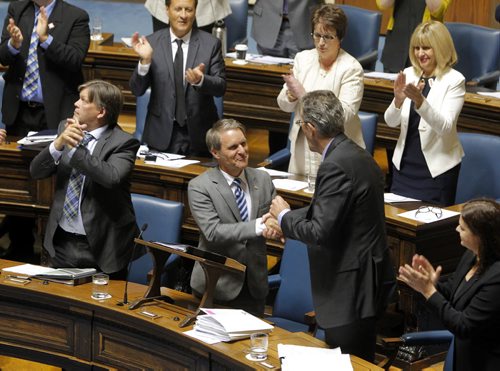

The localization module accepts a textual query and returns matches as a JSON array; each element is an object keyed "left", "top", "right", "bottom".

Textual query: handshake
[{"left": 261, "top": 195, "right": 290, "bottom": 242}]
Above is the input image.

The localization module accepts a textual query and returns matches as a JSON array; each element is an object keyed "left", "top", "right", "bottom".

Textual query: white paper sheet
[
  {"left": 183, "top": 329, "right": 221, "bottom": 344},
  {"left": 364, "top": 71, "right": 398, "bottom": 81},
  {"left": 257, "top": 167, "right": 292, "bottom": 177},
  {"left": 272, "top": 179, "right": 308, "bottom": 191},
  {"left": 398, "top": 208, "right": 460, "bottom": 223},
  {"left": 384, "top": 192, "right": 420, "bottom": 203},
  {"left": 278, "top": 344, "right": 353, "bottom": 371},
  {"left": 477, "top": 91, "right": 500, "bottom": 99},
  {"left": 144, "top": 158, "right": 199, "bottom": 168}
]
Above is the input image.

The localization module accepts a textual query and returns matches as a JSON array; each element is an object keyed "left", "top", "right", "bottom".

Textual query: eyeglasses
[
  {"left": 311, "top": 32, "right": 337, "bottom": 42},
  {"left": 415, "top": 206, "right": 443, "bottom": 219}
]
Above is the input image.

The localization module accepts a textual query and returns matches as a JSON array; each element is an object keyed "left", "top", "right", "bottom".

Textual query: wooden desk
[
  {"left": 0, "top": 142, "right": 463, "bottom": 330},
  {"left": 0, "top": 259, "right": 381, "bottom": 371},
  {"left": 82, "top": 42, "right": 500, "bottom": 148}
]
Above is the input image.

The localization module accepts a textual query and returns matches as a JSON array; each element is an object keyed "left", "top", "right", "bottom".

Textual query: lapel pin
[{"left": 48, "top": 23, "right": 55, "bottom": 30}]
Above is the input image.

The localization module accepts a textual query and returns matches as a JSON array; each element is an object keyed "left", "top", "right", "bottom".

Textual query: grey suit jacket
[
  {"left": 129, "top": 28, "right": 226, "bottom": 154},
  {"left": 0, "top": 0, "right": 90, "bottom": 129},
  {"left": 30, "top": 122, "right": 140, "bottom": 273},
  {"left": 189, "top": 167, "right": 276, "bottom": 301},
  {"left": 281, "top": 134, "right": 397, "bottom": 329},
  {"left": 251, "top": 0, "right": 321, "bottom": 50}
]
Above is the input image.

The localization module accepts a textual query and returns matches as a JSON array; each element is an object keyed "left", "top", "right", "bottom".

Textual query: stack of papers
[
  {"left": 2, "top": 264, "right": 96, "bottom": 285},
  {"left": 226, "top": 52, "right": 293, "bottom": 65},
  {"left": 17, "top": 130, "right": 57, "bottom": 151},
  {"left": 278, "top": 344, "right": 353, "bottom": 371},
  {"left": 192, "top": 308, "right": 273, "bottom": 342}
]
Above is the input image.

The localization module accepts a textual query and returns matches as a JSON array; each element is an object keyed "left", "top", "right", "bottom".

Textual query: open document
[{"left": 278, "top": 344, "right": 353, "bottom": 371}]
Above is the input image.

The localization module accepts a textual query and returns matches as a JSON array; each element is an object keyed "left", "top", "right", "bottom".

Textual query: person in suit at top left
[
  {"left": 0, "top": 0, "right": 90, "bottom": 262},
  {"left": 30, "top": 80, "right": 140, "bottom": 277},
  {"left": 130, "top": 0, "right": 226, "bottom": 157}
]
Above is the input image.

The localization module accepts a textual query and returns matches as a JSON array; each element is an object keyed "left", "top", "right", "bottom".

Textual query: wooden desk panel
[{"left": 0, "top": 259, "right": 381, "bottom": 371}]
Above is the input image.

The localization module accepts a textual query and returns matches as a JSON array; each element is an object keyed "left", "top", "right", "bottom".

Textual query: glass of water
[
  {"left": 91, "top": 273, "right": 110, "bottom": 300},
  {"left": 249, "top": 332, "right": 268, "bottom": 361},
  {"left": 91, "top": 16, "right": 103, "bottom": 41}
]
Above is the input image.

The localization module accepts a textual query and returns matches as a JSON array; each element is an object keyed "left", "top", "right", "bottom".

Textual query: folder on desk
[{"left": 2, "top": 264, "right": 96, "bottom": 285}]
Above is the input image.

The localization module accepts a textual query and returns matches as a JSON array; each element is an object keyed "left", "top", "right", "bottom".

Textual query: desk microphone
[{"left": 118, "top": 223, "right": 148, "bottom": 306}]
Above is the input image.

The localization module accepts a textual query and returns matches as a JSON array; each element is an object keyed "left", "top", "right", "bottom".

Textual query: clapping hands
[
  {"left": 393, "top": 71, "right": 425, "bottom": 109},
  {"left": 398, "top": 254, "right": 441, "bottom": 299},
  {"left": 283, "top": 73, "right": 306, "bottom": 102}
]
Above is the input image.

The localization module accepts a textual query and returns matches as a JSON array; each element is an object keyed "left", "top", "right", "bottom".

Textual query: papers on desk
[
  {"left": 121, "top": 37, "right": 132, "bottom": 47},
  {"left": 226, "top": 52, "right": 293, "bottom": 65},
  {"left": 192, "top": 308, "right": 273, "bottom": 342},
  {"left": 477, "top": 91, "right": 500, "bottom": 99},
  {"left": 137, "top": 145, "right": 199, "bottom": 168},
  {"left": 17, "top": 129, "right": 57, "bottom": 150},
  {"left": 272, "top": 178, "right": 308, "bottom": 191},
  {"left": 2, "top": 264, "right": 96, "bottom": 285},
  {"left": 147, "top": 157, "right": 200, "bottom": 168},
  {"left": 384, "top": 192, "right": 420, "bottom": 203},
  {"left": 257, "top": 167, "right": 292, "bottom": 177},
  {"left": 364, "top": 71, "right": 398, "bottom": 81},
  {"left": 398, "top": 208, "right": 460, "bottom": 223},
  {"left": 278, "top": 344, "right": 353, "bottom": 371}
]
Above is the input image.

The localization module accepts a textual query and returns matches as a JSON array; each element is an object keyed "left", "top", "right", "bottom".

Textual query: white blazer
[
  {"left": 384, "top": 66, "right": 465, "bottom": 178},
  {"left": 277, "top": 48, "right": 365, "bottom": 175}
]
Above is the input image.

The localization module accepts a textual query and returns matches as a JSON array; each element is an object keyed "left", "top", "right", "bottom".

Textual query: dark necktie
[
  {"left": 62, "top": 133, "right": 94, "bottom": 220},
  {"left": 21, "top": 13, "right": 39, "bottom": 101},
  {"left": 174, "top": 39, "right": 186, "bottom": 126},
  {"left": 233, "top": 178, "right": 248, "bottom": 221}
]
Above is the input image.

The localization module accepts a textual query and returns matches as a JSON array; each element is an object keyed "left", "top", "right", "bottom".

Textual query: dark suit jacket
[
  {"left": 30, "top": 122, "right": 140, "bottom": 274},
  {"left": 281, "top": 133, "right": 396, "bottom": 329},
  {"left": 129, "top": 28, "right": 226, "bottom": 154},
  {"left": 427, "top": 250, "right": 500, "bottom": 371},
  {"left": 251, "top": 0, "right": 321, "bottom": 50},
  {"left": 188, "top": 167, "right": 276, "bottom": 301},
  {"left": 0, "top": 0, "right": 90, "bottom": 129}
]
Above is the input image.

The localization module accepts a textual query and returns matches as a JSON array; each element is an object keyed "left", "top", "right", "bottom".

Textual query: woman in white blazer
[
  {"left": 384, "top": 21, "right": 465, "bottom": 206},
  {"left": 277, "top": 4, "right": 365, "bottom": 176}
]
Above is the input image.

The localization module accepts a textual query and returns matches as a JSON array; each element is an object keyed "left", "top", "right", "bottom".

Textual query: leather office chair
[
  {"left": 338, "top": 5, "right": 382, "bottom": 71},
  {"left": 445, "top": 22, "right": 500, "bottom": 90},
  {"left": 129, "top": 193, "right": 184, "bottom": 285},
  {"left": 263, "top": 110, "right": 377, "bottom": 169},
  {"left": 225, "top": 0, "right": 248, "bottom": 51},
  {"left": 359, "top": 111, "right": 378, "bottom": 156},
  {"left": 266, "top": 239, "right": 314, "bottom": 333},
  {"left": 134, "top": 88, "right": 151, "bottom": 142},
  {"left": 455, "top": 133, "right": 500, "bottom": 204},
  {"left": 382, "top": 330, "right": 454, "bottom": 371}
]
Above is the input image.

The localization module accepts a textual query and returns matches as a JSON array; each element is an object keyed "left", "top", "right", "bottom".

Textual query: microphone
[{"left": 118, "top": 223, "right": 148, "bottom": 306}]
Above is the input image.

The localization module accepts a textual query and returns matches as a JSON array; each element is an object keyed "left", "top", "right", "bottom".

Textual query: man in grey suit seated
[{"left": 188, "top": 119, "right": 278, "bottom": 316}]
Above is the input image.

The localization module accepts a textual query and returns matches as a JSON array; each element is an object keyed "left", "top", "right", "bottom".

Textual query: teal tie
[
  {"left": 62, "top": 133, "right": 94, "bottom": 220},
  {"left": 21, "top": 14, "right": 40, "bottom": 101}
]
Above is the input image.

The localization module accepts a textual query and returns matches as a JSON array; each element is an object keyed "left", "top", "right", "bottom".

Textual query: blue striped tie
[
  {"left": 21, "top": 15, "right": 39, "bottom": 101},
  {"left": 62, "top": 133, "right": 94, "bottom": 220},
  {"left": 233, "top": 178, "right": 248, "bottom": 222}
]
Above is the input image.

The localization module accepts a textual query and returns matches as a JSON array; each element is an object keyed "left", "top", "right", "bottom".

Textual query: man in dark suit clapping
[
  {"left": 129, "top": 0, "right": 226, "bottom": 157},
  {"left": 0, "top": 0, "right": 90, "bottom": 261}
]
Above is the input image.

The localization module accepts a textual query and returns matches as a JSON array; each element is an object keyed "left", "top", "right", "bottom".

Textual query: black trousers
[{"left": 324, "top": 316, "right": 377, "bottom": 363}]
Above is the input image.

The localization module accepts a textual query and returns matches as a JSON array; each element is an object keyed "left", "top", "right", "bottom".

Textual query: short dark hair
[
  {"left": 298, "top": 90, "right": 344, "bottom": 138},
  {"left": 461, "top": 198, "right": 500, "bottom": 274},
  {"left": 78, "top": 80, "right": 123, "bottom": 127},
  {"left": 165, "top": 0, "right": 198, "bottom": 7},
  {"left": 311, "top": 4, "right": 347, "bottom": 41},
  {"left": 206, "top": 118, "right": 246, "bottom": 151}
]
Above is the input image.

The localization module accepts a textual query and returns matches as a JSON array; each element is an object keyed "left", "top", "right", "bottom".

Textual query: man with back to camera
[
  {"left": 130, "top": 0, "right": 226, "bottom": 157},
  {"left": 0, "top": 0, "right": 90, "bottom": 261},
  {"left": 266, "top": 90, "right": 397, "bottom": 361},
  {"left": 30, "top": 80, "right": 140, "bottom": 277},
  {"left": 188, "top": 119, "right": 279, "bottom": 317}
]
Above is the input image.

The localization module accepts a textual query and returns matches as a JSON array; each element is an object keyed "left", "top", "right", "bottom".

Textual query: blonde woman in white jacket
[
  {"left": 384, "top": 21, "right": 465, "bottom": 206},
  {"left": 277, "top": 4, "right": 365, "bottom": 176}
]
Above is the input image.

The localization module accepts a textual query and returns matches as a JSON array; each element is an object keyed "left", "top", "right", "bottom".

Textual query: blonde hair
[{"left": 409, "top": 21, "right": 457, "bottom": 78}]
